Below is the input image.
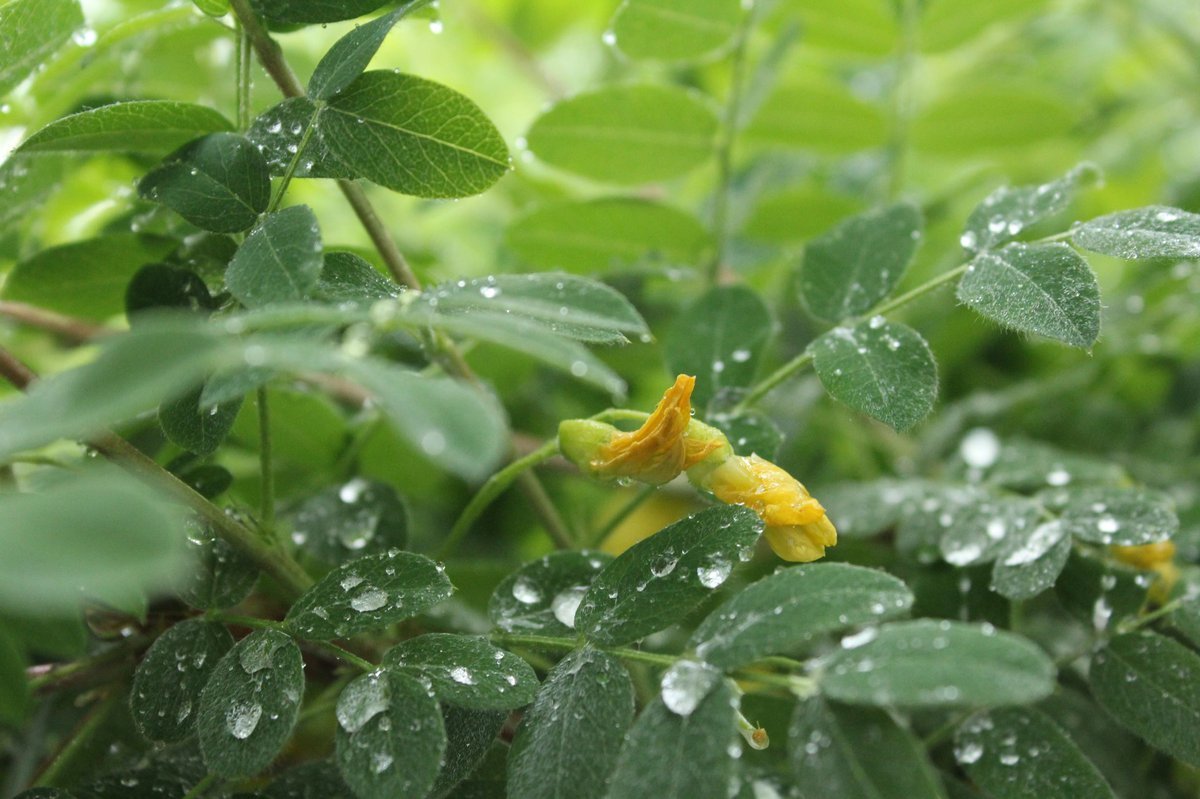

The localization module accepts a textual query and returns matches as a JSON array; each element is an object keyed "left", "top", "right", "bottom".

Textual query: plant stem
[
  {"left": 865, "top": 263, "right": 968, "bottom": 319},
  {"left": 236, "top": 21, "right": 252, "bottom": 131},
  {"left": 256, "top": 386, "right": 275, "bottom": 536},
  {"left": 587, "top": 484, "right": 657, "bottom": 548},
  {"left": 311, "top": 641, "right": 376, "bottom": 672},
  {"left": 885, "top": 0, "right": 919, "bottom": 200},
  {"left": 27, "top": 635, "right": 150, "bottom": 695},
  {"left": 491, "top": 632, "right": 677, "bottom": 668},
  {"left": 33, "top": 692, "right": 121, "bottom": 788},
  {"left": 268, "top": 110, "right": 318, "bottom": 212},
  {"left": 0, "top": 301, "right": 109, "bottom": 343},
  {"left": 335, "top": 180, "right": 423, "bottom": 289},
  {"left": 182, "top": 774, "right": 218, "bottom": 799}
]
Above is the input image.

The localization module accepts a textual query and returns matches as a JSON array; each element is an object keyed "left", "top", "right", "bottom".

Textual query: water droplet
[
  {"left": 512, "top": 576, "right": 541, "bottom": 605},
  {"left": 226, "top": 700, "right": 262, "bottom": 739},
  {"left": 660, "top": 660, "right": 719, "bottom": 716},
  {"left": 351, "top": 588, "right": 388, "bottom": 612},
  {"left": 551, "top": 585, "right": 588, "bottom": 628},
  {"left": 696, "top": 559, "right": 731, "bottom": 588},
  {"left": 955, "top": 741, "right": 983, "bottom": 764},
  {"left": 960, "top": 428, "right": 1000, "bottom": 468},
  {"left": 449, "top": 666, "right": 475, "bottom": 685}
]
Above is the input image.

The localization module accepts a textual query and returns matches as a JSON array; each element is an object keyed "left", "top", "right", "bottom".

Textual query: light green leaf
[
  {"left": 197, "top": 629, "right": 305, "bottom": 778},
  {"left": 321, "top": 71, "right": 509, "bottom": 198},
  {"left": 604, "top": 680, "right": 737, "bottom": 799},
  {"left": 610, "top": 0, "right": 742, "bottom": 62},
  {"left": 285, "top": 551, "right": 453, "bottom": 640},
  {"left": 1091, "top": 632, "right": 1200, "bottom": 767},
  {"left": 159, "top": 384, "right": 243, "bottom": 456},
  {"left": 250, "top": 0, "right": 389, "bottom": 24},
  {"left": 912, "top": 86, "right": 1076, "bottom": 154},
  {"left": 576, "top": 506, "right": 763, "bottom": 646},
  {"left": 0, "top": 0, "right": 83, "bottom": 96},
  {"left": 957, "top": 242, "right": 1100, "bottom": 349},
  {"left": 989, "top": 520, "right": 1072, "bottom": 600},
  {"left": 786, "top": 0, "right": 897, "bottom": 55},
  {"left": 526, "top": 85, "right": 718, "bottom": 185},
  {"left": 800, "top": 203, "right": 922, "bottom": 321},
  {"left": 506, "top": 199, "right": 713, "bottom": 273},
  {"left": 3, "top": 233, "right": 178, "bottom": 321},
  {"left": 383, "top": 634, "right": 538, "bottom": 710},
  {"left": 0, "top": 470, "right": 190, "bottom": 614},
  {"left": 139, "top": 133, "right": 270, "bottom": 233},
  {"left": 938, "top": 495, "right": 1042, "bottom": 567},
  {"left": 745, "top": 77, "right": 888, "bottom": 152},
  {"left": 665, "top": 285, "right": 772, "bottom": 410},
  {"left": 289, "top": 479, "right": 408, "bottom": 567},
  {"left": 315, "top": 252, "right": 398, "bottom": 305},
  {"left": 960, "top": 164, "right": 1098, "bottom": 254},
  {"left": 790, "top": 696, "right": 947, "bottom": 799},
  {"left": 226, "top": 205, "right": 323, "bottom": 308},
  {"left": 131, "top": 619, "right": 233, "bottom": 743},
  {"left": 689, "top": 563, "right": 913, "bottom": 668},
  {"left": 1057, "top": 487, "right": 1178, "bottom": 546},
  {"left": 508, "top": 648, "right": 634, "bottom": 799},
  {"left": 920, "top": 0, "right": 1050, "bottom": 53},
  {"left": 820, "top": 620, "right": 1056, "bottom": 707},
  {"left": 953, "top": 707, "right": 1116, "bottom": 799},
  {"left": 811, "top": 318, "right": 938, "bottom": 432},
  {"left": 742, "top": 185, "right": 863, "bottom": 244},
  {"left": 248, "top": 97, "right": 351, "bottom": 179},
  {"left": 179, "top": 518, "right": 259, "bottom": 610},
  {"left": 18, "top": 101, "right": 233, "bottom": 154},
  {"left": 488, "top": 551, "right": 613, "bottom": 636},
  {"left": 1072, "top": 206, "right": 1200, "bottom": 260},
  {"left": 308, "top": 2, "right": 430, "bottom": 100},
  {"left": 334, "top": 668, "right": 446, "bottom": 799},
  {"left": 0, "top": 153, "right": 66, "bottom": 232}
]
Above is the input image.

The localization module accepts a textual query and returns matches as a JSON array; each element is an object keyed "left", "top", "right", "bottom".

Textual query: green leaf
[
  {"left": 383, "top": 634, "right": 538, "bottom": 710},
  {"left": 126, "top": 263, "right": 217, "bottom": 321},
  {"left": 912, "top": 86, "right": 1077, "bottom": 154},
  {"left": 506, "top": 199, "right": 713, "bottom": 274},
  {"left": 262, "top": 762, "right": 355, "bottom": 799},
  {"left": 226, "top": 206, "right": 323, "bottom": 308},
  {"left": 989, "top": 520, "right": 1072, "bottom": 600},
  {"left": 320, "top": 71, "right": 509, "bottom": 198},
  {"left": 289, "top": 479, "right": 408, "bottom": 566},
  {"left": 938, "top": 495, "right": 1042, "bottom": 567},
  {"left": 960, "top": 164, "right": 1098, "bottom": 255},
  {"left": 575, "top": 506, "right": 763, "bottom": 646},
  {"left": 971, "top": 438, "right": 1125, "bottom": 492},
  {"left": 248, "top": 97, "right": 351, "bottom": 179},
  {"left": 811, "top": 318, "right": 938, "bottom": 432},
  {"left": 818, "top": 479, "right": 920, "bottom": 539},
  {"left": 3, "top": 233, "right": 178, "bottom": 321},
  {"left": 1071, "top": 205, "right": 1200, "bottom": 260},
  {"left": 957, "top": 242, "right": 1100, "bottom": 349},
  {"left": 285, "top": 551, "right": 453, "bottom": 640},
  {"left": 919, "top": 0, "right": 1050, "bottom": 53},
  {"left": 0, "top": 0, "right": 83, "bottom": 96},
  {"left": 250, "top": 0, "right": 389, "bottom": 24},
  {"left": 742, "top": 185, "right": 864, "bottom": 244},
  {"left": 790, "top": 696, "right": 947, "bottom": 799},
  {"left": 820, "top": 620, "right": 1056, "bottom": 707},
  {"left": 315, "top": 252, "right": 398, "bottom": 305},
  {"left": 604, "top": 679, "right": 737, "bottom": 799},
  {"left": 610, "top": 0, "right": 742, "bottom": 62},
  {"left": 664, "top": 285, "right": 772, "bottom": 410},
  {"left": 706, "top": 409, "right": 782, "bottom": 459},
  {"left": 0, "top": 470, "right": 189, "bottom": 615},
  {"left": 1057, "top": 486, "right": 1178, "bottom": 546},
  {"left": 508, "top": 648, "right": 634, "bottom": 799},
  {"left": 308, "top": 2, "right": 429, "bottom": 100},
  {"left": 1093, "top": 634, "right": 1200, "bottom": 768},
  {"left": 179, "top": 518, "right": 259, "bottom": 610},
  {"left": 488, "top": 551, "right": 613, "bottom": 636},
  {"left": 953, "top": 707, "right": 1116, "bottom": 799},
  {"left": 197, "top": 629, "right": 305, "bottom": 778},
  {"left": 787, "top": 0, "right": 897, "bottom": 55},
  {"left": 431, "top": 705, "right": 507, "bottom": 798},
  {"left": 0, "top": 153, "right": 66, "bottom": 232},
  {"left": 526, "top": 85, "right": 719, "bottom": 185},
  {"left": 1053, "top": 549, "right": 1149, "bottom": 632},
  {"left": 745, "top": 78, "right": 888, "bottom": 153},
  {"left": 139, "top": 133, "right": 270, "bottom": 233},
  {"left": 0, "top": 628, "right": 29, "bottom": 726},
  {"left": 18, "top": 101, "right": 234, "bottom": 154},
  {"left": 131, "top": 619, "right": 233, "bottom": 743},
  {"left": 1170, "top": 597, "right": 1200, "bottom": 649},
  {"left": 159, "top": 384, "right": 243, "bottom": 456},
  {"left": 800, "top": 203, "right": 922, "bottom": 321},
  {"left": 334, "top": 668, "right": 446, "bottom": 799},
  {"left": 689, "top": 563, "right": 913, "bottom": 668}
]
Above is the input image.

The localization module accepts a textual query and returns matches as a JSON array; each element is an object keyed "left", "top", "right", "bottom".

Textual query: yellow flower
[{"left": 1112, "top": 540, "right": 1178, "bottom": 604}]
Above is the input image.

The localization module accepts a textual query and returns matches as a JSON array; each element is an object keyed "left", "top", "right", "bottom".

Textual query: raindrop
[
  {"left": 226, "top": 700, "right": 262, "bottom": 740},
  {"left": 351, "top": 588, "right": 388, "bottom": 612},
  {"left": 511, "top": 576, "right": 542, "bottom": 605},
  {"left": 551, "top": 585, "right": 588, "bottom": 628},
  {"left": 660, "top": 660, "right": 718, "bottom": 716}
]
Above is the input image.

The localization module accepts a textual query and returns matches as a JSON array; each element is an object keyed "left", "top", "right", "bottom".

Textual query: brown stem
[{"left": 0, "top": 302, "right": 110, "bottom": 343}]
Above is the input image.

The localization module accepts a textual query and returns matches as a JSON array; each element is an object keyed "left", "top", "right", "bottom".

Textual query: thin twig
[{"left": 0, "top": 301, "right": 110, "bottom": 343}]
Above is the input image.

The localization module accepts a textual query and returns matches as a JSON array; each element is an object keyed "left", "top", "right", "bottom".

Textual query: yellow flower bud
[{"left": 1111, "top": 540, "right": 1178, "bottom": 604}]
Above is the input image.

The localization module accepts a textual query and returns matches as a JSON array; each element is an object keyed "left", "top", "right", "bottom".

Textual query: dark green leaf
[
  {"left": 790, "top": 696, "right": 947, "bottom": 799},
  {"left": 248, "top": 97, "right": 351, "bottom": 179},
  {"left": 431, "top": 705, "right": 507, "bottom": 798},
  {"left": 126, "top": 263, "right": 216, "bottom": 322},
  {"left": 289, "top": 479, "right": 409, "bottom": 566},
  {"left": 251, "top": 0, "right": 389, "bottom": 24},
  {"left": 665, "top": 285, "right": 772, "bottom": 410},
  {"left": 526, "top": 85, "right": 718, "bottom": 185},
  {"left": 131, "top": 619, "right": 233, "bottom": 743},
  {"left": 334, "top": 668, "right": 446, "bottom": 799},
  {"left": 315, "top": 252, "right": 398, "bottom": 305},
  {"left": 226, "top": 205, "right": 323, "bottom": 308},
  {"left": 308, "top": 2, "right": 429, "bottom": 100},
  {"left": 506, "top": 199, "right": 713, "bottom": 273},
  {"left": 938, "top": 495, "right": 1042, "bottom": 567},
  {"left": 285, "top": 551, "right": 453, "bottom": 640},
  {"left": 576, "top": 505, "right": 763, "bottom": 646},
  {"left": 488, "top": 550, "right": 613, "bottom": 636},
  {"left": 610, "top": 0, "right": 742, "bottom": 62},
  {"left": 818, "top": 479, "right": 920, "bottom": 539},
  {"left": 321, "top": 71, "right": 509, "bottom": 198},
  {"left": 972, "top": 438, "right": 1125, "bottom": 492},
  {"left": 197, "top": 629, "right": 305, "bottom": 778},
  {"left": 3, "top": 233, "right": 178, "bottom": 321},
  {"left": 1057, "top": 486, "right": 1178, "bottom": 546},
  {"left": 18, "top": 101, "right": 233, "bottom": 153},
  {"left": 262, "top": 762, "right": 355, "bottom": 799},
  {"left": 1170, "top": 597, "right": 1200, "bottom": 648},
  {"left": 159, "top": 384, "right": 243, "bottom": 455},
  {"left": 383, "top": 634, "right": 538, "bottom": 710},
  {"left": 960, "top": 164, "right": 1098, "bottom": 254},
  {"left": 1054, "top": 549, "right": 1149, "bottom": 632},
  {"left": 1072, "top": 206, "right": 1200, "bottom": 260},
  {"left": 990, "top": 520, "right": 1072, "bottom": 600},
  {"left": 957, "top": 242, "right": 1100, "bottom": 349},
  {"left": 800, "top": 203, "right": 922, "bottom": 321},
  {"left": 689, "top": 563, "right": 913, "bottom": 668},
  {"left": 179, "top": 518, "right": 259, "bottom": 610},
  {"left": 820, "top": 620, "right": 1056, "bottom": 707},
  {"left": 604, "top": 679, "right": 736, "bottom": 799},
  {"left": 811, "top": 318, "right": 938, "bottom": 432},
  {"left": 0, "top": 628, "right": 29, "bottom": 726},
  {"left": 707, "top": 409, "right": 782, "bottom": 459},
  {"left": 0, "top": 0, "right": 83, "bottom": 96},
  {"left": 954, "top": 707, "right": 1116, "bottom": 799},
  {"left": 13, "top": 789, "right": 75, "bottom": 798},
  {"left": 508, "top": 648, "right": 634, "bottom": 799},
  {"left": 139, "top": 133, "right": 270, "bottom": 233}
]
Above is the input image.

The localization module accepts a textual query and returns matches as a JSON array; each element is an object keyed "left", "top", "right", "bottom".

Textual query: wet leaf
[
  {"left": 383, "top": 633, "right": 539, "bottom": 710},
  {"left": 131, "top": 620, "right": 233, "bottom": 743}
]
